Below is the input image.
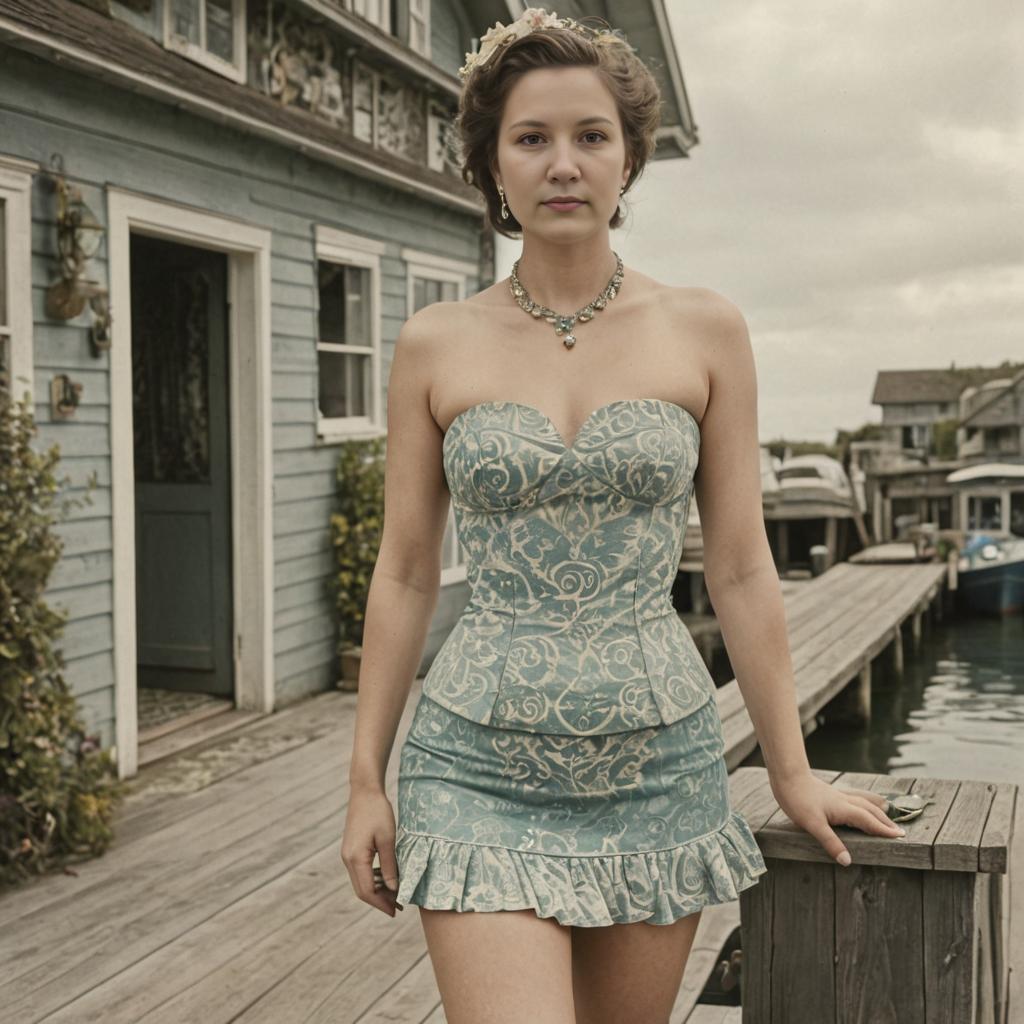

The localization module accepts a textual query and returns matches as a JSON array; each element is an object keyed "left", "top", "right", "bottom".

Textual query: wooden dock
[
  {"left": 2, "top": 559, "right": 1007, "bottom": 1024},
  {"left": 718, "top": 560, "right": 949, "bottom": 769}
]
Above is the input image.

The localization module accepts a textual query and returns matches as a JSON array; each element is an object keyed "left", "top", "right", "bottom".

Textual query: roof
[
  {"left": 959, "top": 368, "right": 1024, "bottom": 427},
  {"left": 0, "top": 0, "right": 482, "bottom": 213},
  {"left": 871, "top": 363, "right": 1024, "bottom": 405}
]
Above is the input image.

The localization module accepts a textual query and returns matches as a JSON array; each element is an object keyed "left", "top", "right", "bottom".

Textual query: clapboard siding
[
  {"left": 1, "top": 27, "right": 483, "bottom": 751},
  {"left": 431, "top": 0, "right": 471, "bottom": 78}
]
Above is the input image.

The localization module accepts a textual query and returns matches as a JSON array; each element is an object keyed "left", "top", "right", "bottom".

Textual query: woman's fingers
[
  {"left": 843, "top": 794, "right": 904, "bottom": 834},
  {"left": 839, "top": 787, "right": 890, "bottom": 811},
  {"left": 797, "top": 814, "right": 852, "bottom": 866},
  {"left": 341, "top": 840, "right": 401, "bottom": 916},
  {"left": 801, "top": 797, "right": 907, "bottom": 867},
  {"left": 375, "top": 830, "right": 401, "bottom": 898}
]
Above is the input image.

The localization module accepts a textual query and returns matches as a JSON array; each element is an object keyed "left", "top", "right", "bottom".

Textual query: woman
[{"left": 341, "top": 10, "right": 905, "bottom": 1023}]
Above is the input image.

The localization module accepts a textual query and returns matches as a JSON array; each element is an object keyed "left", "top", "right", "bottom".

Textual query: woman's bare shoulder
[
  {"left": 669, "top": 285, "right": 750, "bottom": 336},
  {"left": 397, "top": 286, "right": 503, "bottom": 346}
]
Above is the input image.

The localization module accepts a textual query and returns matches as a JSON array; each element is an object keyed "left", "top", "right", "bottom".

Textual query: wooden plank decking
[{"left": 2, "top": 559, "right": 1000, "bottom": 1024}]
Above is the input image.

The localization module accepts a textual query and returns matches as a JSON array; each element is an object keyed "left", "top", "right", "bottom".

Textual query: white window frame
[
  {"left": 402, "top": 247, "right": 476, "bottom": 584},
  {"left": 407, "top": 0, "right": 431, "bottom": 58},
  {"left": 348, "top": 0, "right": 391, "bottom": 33},
  {"left": 315, "top": 225, "right": 386, "bottom": 442},
  {"left": 163, "top": 0, "right": 247, "bottom": 84},
  {"left": 402, "top": 247, "right": 474, "bottom": 315},
  {"left": 0, "top": 155, "right": 36, "bottom": 408}
]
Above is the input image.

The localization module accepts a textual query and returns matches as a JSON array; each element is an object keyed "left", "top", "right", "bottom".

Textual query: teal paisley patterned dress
[{"left": 394, "top": 398, "right": 767, "bottom": 926}]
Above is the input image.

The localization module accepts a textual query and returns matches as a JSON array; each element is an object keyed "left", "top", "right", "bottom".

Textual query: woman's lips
[{"left": 543, "top": 200, "right": 586, "bottom": 211}]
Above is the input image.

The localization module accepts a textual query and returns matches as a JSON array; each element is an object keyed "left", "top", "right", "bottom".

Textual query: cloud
[{"left": 494, "top": 2, "right": 1023, "bottom": 440}]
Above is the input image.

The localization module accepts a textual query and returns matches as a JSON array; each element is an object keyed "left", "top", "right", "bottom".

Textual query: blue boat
[{"left": 947, "top": 463, "right": 1024, "bottom": 615}]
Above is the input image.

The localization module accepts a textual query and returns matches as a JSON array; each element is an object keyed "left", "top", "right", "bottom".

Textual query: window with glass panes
[
  {"left": 317, "top": 258, "right": 376, "bottom": 426},
  {"left": 165, "top": 0, "right": 245, "bottom": 81},
  {"left": 349, "top": 0, "right": 390, "bottom": 32},
  {"left": 408, "top": 0, "right": 430, "bottom": 56},
  {"left": 413, "top": 276, "right": 459, "bottom": 309}
]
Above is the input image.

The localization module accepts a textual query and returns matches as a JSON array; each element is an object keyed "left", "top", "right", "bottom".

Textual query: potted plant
[{"left": 329, "top": 435, "right": 385, "bottom": 690}]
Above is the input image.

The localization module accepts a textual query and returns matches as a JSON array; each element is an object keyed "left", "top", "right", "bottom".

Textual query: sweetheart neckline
[{"left": 443, "top": 398, "right": 701, "bottom": 452}]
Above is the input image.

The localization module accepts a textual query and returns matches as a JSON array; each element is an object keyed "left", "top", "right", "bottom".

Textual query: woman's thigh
[
  {"left": 570, "top": 909, "right": 703, "bottom": 1024},
  {"left": 418, "top": 907, "right": 576, "bottom": 1024}
]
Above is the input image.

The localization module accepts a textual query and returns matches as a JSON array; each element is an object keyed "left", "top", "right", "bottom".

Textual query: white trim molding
[
  {"left": 106, "top": 187, "right": 274, "bottom": 778},
  {"left": 0, "top": 154, "right": 37, "bottom": 407},
  {"left": 399, "top": 246, "right": 477, "bottom": 280}
]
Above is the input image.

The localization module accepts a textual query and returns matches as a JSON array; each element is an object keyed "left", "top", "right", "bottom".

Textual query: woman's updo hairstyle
[{"left": 451, "top": 16, "right": 663, "bottom": 238}]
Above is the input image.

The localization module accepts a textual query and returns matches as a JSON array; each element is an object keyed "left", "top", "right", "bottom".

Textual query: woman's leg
[
  {"left": 570, "top": 909, "right": 703, "bottom": 1024},
  {"left": 418, "top": 907, "right": 576, "bottom": 1024}
]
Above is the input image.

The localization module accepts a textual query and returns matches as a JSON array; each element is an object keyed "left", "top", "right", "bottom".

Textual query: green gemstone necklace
[{"left": 508, "top": 251, "right": 624, "bottom": 349}]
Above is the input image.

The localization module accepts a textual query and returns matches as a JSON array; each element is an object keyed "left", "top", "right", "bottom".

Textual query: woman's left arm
[{"left": 690, "top": 291, "right": 906, "bottom": 867}]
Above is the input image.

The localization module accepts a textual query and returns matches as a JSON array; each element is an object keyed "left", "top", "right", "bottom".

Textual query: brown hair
[{"left": 451, "top": 19, "right": 663, "bottom": 238}]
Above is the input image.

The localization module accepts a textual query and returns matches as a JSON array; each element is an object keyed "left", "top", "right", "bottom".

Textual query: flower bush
[{"left": 0, "top": 389, "right": 124, "bottom": 888}]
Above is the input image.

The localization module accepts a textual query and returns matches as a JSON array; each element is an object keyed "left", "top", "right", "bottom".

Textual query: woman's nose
[{"left": 547, "top": 143, "right": 580, "bottom": 178}]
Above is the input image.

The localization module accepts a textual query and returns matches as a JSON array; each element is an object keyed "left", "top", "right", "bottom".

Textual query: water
[{"left": 802, "top": 613, "right": 1024, "bottom": 785}]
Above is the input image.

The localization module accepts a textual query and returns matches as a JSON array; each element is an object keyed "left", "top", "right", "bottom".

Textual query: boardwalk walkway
[{"left": 4, "top": 559, "right": 1010, "bottom": 1024}]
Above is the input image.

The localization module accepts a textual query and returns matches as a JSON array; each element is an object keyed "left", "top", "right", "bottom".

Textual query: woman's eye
[{"left": 517, "top": 132, "right": 606, "bottom": 145}]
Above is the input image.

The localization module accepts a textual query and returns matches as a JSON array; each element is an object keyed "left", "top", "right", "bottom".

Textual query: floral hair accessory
[{"left": 458, "top": 6, "right": 630, "bottom": 81}]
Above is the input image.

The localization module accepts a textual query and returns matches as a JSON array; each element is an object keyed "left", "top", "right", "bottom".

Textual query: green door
[{"left": 130, "top": 233, "right": 233, "bottom": 697}]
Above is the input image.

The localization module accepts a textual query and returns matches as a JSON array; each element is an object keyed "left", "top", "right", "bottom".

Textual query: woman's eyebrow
[{"left": 508, "top": 116, "right": 616, "bottom": 130}]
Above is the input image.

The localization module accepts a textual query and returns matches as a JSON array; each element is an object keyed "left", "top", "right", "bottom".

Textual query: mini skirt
[{"left": 394, "top": 692, "right": 768, "bottom": 927}]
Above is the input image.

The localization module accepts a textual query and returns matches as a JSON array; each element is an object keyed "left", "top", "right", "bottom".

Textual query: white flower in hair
[{"left": 458, "top": 7, "right": 570, "bottom": 80}]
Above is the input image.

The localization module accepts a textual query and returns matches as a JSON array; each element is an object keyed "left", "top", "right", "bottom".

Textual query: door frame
[{"left": 107, "top": 188, "right": 274, "bottom": 778}]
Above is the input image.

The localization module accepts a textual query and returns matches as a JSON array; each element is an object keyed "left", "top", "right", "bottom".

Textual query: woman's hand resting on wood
[{"left": 769, "top": 771, "right": 906, "bottom": 866}]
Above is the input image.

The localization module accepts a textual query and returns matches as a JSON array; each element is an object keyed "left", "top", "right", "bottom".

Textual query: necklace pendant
[{"left": 562, "top": 334, "right": 576, "bottom": 348}]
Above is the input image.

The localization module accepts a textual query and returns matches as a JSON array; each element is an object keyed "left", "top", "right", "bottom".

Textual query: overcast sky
[{"left": 497, "top": 2, "right": 1023, "bottom": 442}]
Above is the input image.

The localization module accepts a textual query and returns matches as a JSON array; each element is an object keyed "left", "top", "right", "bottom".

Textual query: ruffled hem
[{"left": 393, "top": 810, "right": 768, "bottom": 927}]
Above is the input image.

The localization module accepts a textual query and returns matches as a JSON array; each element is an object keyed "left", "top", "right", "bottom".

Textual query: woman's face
[{"left": 492, "top": 66, "right": 631, "bottom": 236}]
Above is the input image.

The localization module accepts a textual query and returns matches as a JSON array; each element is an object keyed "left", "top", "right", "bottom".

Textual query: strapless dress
[{"left": 394, "top": 398, "right": 767, "bottom": 926}]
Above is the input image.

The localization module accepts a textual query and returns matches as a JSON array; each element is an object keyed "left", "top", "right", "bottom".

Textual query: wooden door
[{"left": 130, "top": 233, "right": 233, "bottom": 697}]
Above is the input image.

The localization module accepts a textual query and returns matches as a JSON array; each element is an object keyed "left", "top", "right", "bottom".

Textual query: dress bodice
[{"left": 420, "top": 397, "right": 717, "bottom": 735}]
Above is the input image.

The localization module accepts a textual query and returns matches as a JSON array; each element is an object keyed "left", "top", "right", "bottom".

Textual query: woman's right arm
[{"left": 340, "top": 304, "right": 452, "bottom": 915}]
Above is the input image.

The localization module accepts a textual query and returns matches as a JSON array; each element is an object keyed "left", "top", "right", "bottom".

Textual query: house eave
[{"left": 0, "top": 15, "right": 484, "bottom": 216}]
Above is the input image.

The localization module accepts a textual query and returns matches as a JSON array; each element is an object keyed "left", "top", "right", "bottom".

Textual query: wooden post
[
  {"left": 891, "top": 624, "right": 904, "bottom": 676},
  {"left": 825, "top": 516, "right": 838, "bottom": 564},
  {"left": 733, "top": 767, "right": 1017, "bottom": 1024},
  {"left": 689, "top": 571, "right": 707, "bottom": 616}
]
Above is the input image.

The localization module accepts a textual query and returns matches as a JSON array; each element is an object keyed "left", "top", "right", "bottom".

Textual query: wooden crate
[{"left": 730, "top": 766, "right": 1016, "bottom": 1023}]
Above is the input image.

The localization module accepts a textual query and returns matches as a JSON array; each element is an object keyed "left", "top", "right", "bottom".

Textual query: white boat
[{"left": 768, "top": 454, "right": 856, "bottom": 519}]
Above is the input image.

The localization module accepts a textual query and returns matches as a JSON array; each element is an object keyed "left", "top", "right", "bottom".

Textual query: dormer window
[
  {"left": 164, "top": 0, "right": 247, "bottom": 83},
  {"left": 350, "top": 0, "right": 391, "bottom": 33},
  {"left": 407, "top": 0, "right": 430, "bottom": 57},
  {"left": 345, "top": 0, "right": 429, "bottom": 57}
]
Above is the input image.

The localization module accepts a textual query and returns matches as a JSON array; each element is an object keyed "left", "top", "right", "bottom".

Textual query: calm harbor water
[{"left": 802, "top": 612, "right": 1024, "bottom": 786}]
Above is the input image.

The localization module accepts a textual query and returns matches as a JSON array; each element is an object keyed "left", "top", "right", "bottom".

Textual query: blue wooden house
[{"left": 0, "top": 0, "right": 697, "bottom": 777}]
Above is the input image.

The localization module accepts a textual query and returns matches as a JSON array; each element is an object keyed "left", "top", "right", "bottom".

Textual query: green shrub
[
  {"left": 0, "top": 389, "right": 124, "bottom": 888},
  {"left": 329, "top": 435, "right": 385, "bottom": 652}
]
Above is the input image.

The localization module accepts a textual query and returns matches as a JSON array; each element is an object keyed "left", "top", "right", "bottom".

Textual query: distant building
[
  {"left": 0, "top": 0, "right": 696, "bottom": 776},
  {"left": 871, "top": 362, "right": 1024, "bottom": 460},
  {"left": 866, "top": 362, "right": 1024, "bottom": 540},
  {"left": 958, "top": 369, "right": 1024, "bottom": 462}
]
